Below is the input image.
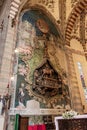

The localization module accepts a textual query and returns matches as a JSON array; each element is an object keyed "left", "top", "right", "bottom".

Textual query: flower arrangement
[{"left": 62, "top": 110, "right": 78, "bottom": 119}]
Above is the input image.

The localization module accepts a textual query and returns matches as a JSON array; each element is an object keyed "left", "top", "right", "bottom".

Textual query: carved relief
[
  {"left": 71, "top": 0, "right": 79, "bottom": 8},
  {"left": 59, "top": 0, "right": 66, "bottom": 35},
  {"left": 71, "top": 16, "right": 80, "bottom": 38},
  {"left": 33, "top": 60, "right": 62, "bottom": 97},
  {"left": 38, "top": 0, "right": 55, "bottom": 11}
]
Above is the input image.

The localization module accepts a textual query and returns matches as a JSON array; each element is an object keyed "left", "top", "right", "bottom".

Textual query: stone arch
[
  {"left": 21, "top": 5, "right": 64, "bottom": 39},
  {"left": 65, "top": 0, "right": 87, "bottom": 45},
  {"left": 9, "top": 0, "right": 64, "bottom": 41},
  {"left": 9, "top": 0, "right": 21, "bottom": 18}
]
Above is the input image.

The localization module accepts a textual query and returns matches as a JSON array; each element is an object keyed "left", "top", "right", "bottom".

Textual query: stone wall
[{"left": 0, "top": 0, "right": 87, "bottom": 114}]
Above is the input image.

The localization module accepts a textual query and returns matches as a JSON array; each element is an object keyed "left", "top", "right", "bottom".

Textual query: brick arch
[{"left": 65, "top": 0, "right": 87, "bottom": 45}]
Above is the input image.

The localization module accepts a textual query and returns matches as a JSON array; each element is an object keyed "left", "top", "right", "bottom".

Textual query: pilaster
[
  {"left": 65, "top": 45, "right": 83, "bottom": 113},
  {"left": 0, "top": 16, "right": 16, "bottom": 102}
]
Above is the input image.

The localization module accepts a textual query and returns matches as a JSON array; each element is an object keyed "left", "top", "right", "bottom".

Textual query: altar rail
[{"left": 55, "top": 115, "right": 87, "bottom": 130}]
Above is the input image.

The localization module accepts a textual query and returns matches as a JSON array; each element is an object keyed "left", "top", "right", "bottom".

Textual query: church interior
[{"left": 0, "top": 0, "right": 87, "bottom": 130}]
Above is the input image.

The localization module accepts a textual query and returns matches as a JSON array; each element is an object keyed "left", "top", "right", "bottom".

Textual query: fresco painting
[{"left": 15, "top": 9, "right": 71, "bottom": 110}]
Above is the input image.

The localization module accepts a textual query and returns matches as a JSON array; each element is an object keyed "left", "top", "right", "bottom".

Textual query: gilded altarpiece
[{"left": 15, "top": 9, "right": 71, "bottom": 111}]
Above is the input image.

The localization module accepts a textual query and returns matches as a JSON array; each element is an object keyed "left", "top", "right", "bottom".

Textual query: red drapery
[{"left": 28, "top": 124, "right": 46, "bottom": 130}]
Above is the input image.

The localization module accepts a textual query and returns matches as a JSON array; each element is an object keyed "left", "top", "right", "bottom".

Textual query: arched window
[{"left": 77, "top": 62, "right": 87, "bottom": 102}]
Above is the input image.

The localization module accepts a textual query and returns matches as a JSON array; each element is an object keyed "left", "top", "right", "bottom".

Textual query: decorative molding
[
  {"left": 65, "top": 0, "right": 87, "bottom": 45},
  {"left": 65, "top": 46, "right": 85, "bottom": 56},
  {"left": 71, "top": 0, "right": 79, "bottom": 8},
  {"left": 70, "top": 36, "right": 81, "bottom": 42},
  {"left": 38, "top": 0, "right": 55, "bottom": 12},
  {"left": 80, "top": 10, "right": 85, "bottom": 45},
  {"left": 9, "top": 108, "right": 66, "bottom": 115}
]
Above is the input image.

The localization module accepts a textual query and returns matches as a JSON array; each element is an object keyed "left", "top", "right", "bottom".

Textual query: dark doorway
[{"left": 19, "top": 116, "right": 28, "bottom": 130}]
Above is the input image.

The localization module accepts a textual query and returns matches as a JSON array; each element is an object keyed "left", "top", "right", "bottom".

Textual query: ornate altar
[{"left": 55, "top": 115, "right": 87, "bottom": 130}]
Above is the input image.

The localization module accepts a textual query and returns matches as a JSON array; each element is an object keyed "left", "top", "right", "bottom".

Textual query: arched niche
[{"left": 14, "top": 8, "right": 71, "bottom": 112}]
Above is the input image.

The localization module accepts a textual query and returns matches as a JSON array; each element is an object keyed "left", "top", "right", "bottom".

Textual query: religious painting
[{"left": 15, "top": 9, "right": 71, "bottom": 110}]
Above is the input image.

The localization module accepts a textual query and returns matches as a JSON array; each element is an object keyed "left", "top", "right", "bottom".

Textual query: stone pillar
[
  {"left": 65, "top": 45, "right": 83, "bottom": 113},
  {"left": 0, "top": 16, "right": 17, "bottom": 108},
  {"left": 0, "top": 0, "right": 11, "bottom": 72},
  {"left": 59, "top": 0, "right": 66, "bottom": 36}
]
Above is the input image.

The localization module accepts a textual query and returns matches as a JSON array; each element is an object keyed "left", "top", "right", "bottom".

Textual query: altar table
[{"left": 55, "top": 115, "right": 87, "bottom": 130}]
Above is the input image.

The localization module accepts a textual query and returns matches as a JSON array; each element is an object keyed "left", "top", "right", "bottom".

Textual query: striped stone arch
[
  {"left": 9, "top": 0, "right": 21, "bottom": 18},
  {"left": 65, "top": 0, "right": 87, "bottom": 45},
  {"left": 9, "top": 0, "right": 63, "bottom": 40}
]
